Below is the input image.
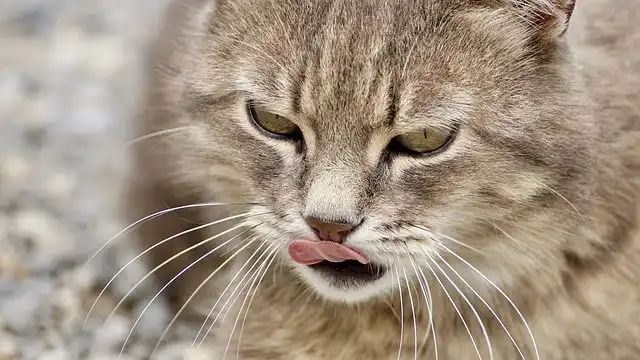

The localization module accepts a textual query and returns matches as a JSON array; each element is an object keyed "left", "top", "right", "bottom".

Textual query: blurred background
[{"left": 0, "top": 1, "right": 209, "bottom": 359}]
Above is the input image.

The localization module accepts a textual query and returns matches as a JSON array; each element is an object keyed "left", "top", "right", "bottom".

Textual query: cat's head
[{"left": 176, "top": 0, "right": 596, "bottom": 303}]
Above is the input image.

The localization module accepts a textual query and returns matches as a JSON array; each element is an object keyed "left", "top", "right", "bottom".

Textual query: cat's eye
[
  {"left": 248, "top": 103, "right": 300, "bottom": 138},
  {"left": 393, "top": 127, "right": 456, "bottom": 155}
]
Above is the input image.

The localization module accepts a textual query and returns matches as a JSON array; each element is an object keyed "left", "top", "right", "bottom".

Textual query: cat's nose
[{"left": 305, "top": 217, "right": 358, "bottom": 243}]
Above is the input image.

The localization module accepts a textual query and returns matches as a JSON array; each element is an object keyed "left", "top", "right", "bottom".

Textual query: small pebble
[
  {"left": 0, "top": 247, "right": 30, "bottom": 280},
  {"left": 63, "top": 266, "right": 97, "bottom": 292},
  {"left": 184, "top": 346, "right": 218, "bottom": 360},
  {"left": 13, "top": 209, "right": 74, "bottom": 271},
  {"left": 0, "top": 331, "right": 18, "bottom": 358},
  {"left": 109, "top": 244, "right": 156, "bottom": 301},
  {"left": 154, "top": 342, "right": 216, "bottom": 360},
  {"left": 132, "top": 297, "right": 171, "bottom": 341},
  {"left": 50, "top": 286, "right": 84, "bottom": 334},
  {"left": 0, "top": 278, "right": 54, "bottom": 333},
  {"left": 92, "top": 314, "right": 132, "bottom": 351},
  {"left": 87, "top": 352, "right": 135, "bottom": 360},
  {"left": 43, "top": 172, "right": 78, "bottom": 201},
  {"left": 39, "top": 348, "right": 69, "bottom": 360},
  {"left": 84, "top": 36, "right": 127, "bottom": 77},
  {"left": 22, "top": 93, "right": 52, "bottom": 128},
  {"left": 0, "top": 71, "right": 27, "bottom": 121},
  {"left": 0, "top": 156, "right": 31, "bottom": 187}
]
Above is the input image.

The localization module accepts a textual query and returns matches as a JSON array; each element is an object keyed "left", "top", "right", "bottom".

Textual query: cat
[{"left": 125, "top": 0, "right": 640, "bottom": 358}]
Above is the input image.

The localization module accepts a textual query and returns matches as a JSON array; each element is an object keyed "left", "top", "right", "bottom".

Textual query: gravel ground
[{"left": 0, "top": 1, "right": 213, "bottom": 359}]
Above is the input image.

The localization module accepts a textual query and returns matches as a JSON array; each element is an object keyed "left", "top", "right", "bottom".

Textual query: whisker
[
  {"left": 192, "top": 238, "right": 271, "bottom": 347},
  {"left": 535, "top": 182, "right": 601, "bottom": 243},
  {"left": 418, "top": 253, "right": 482, "bottom": 360},
  {"left": 426, "top": 253, "right": 494, "bottom": 360},
  {"left": 384, "top": 297, "right": 402, "bottom": 324},
  {"left": 400, "top": 264, "right": 418, "bottom": 360},
  {"left": 223, "top": 244, "right": 282, "bottom": 359},
  {"left": 85, "top": 211, "right": 257, "bottom": 328},
  {"left": 235, "top": 244, "right": 282, "bottom": 359},
  {"left": 436, "top": 243, "right": 540, "bottom": 360},
  {"left": 537, "top": 182, "right": 588, "bottom": 224},
  {"left": 503, "top": 218, "right": 576, "bottom": 240},
  {"left": 233, "top": 39, "right": 290, "bottom": 77},
  {"left": 409, "top": 257, "right": 438, "bottom": 360},
  {"left": 214, "top": 257, "right": 267, "bottom": 352},
  {"left": 411, "top": 225, "right": 485, "bottom": 256},
  {"left": 401, "top": 35, "right": 422, "bottom": 80},
  {"left": 85, "top": 202, "right": 257, "bottom": 265},
  {"left": 434, "top": 252, "right": 525, "bottom": 359},
  {"left": 117, "top": 225, "right": 257, "bottom": 359},
  {"left": 491, "top": 223, "right": 529, "bottom": 249},
  {"left": 393, "top": 264, "right": 405, "bottom": 360},
  {"left": 124, "top": 126, "right": 195, "bottom": 146},
  {"left": 108, "top": 222, "right": 251, "bottom": 327},
  {"left": 148, "top": 233, "right": 264, "bottom": 358}
]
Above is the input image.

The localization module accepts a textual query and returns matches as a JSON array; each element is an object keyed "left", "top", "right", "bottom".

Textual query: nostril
[{"left": 304, "top": 216, "right": 359, "bottom": 243}]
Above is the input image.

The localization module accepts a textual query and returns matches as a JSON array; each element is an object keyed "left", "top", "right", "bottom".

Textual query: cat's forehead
[
  {"left": 203, "top": 0, "right": 538, "bottom": 134},
  {"left": 228, "top": 1, "right": 493, "bottom": 127}
]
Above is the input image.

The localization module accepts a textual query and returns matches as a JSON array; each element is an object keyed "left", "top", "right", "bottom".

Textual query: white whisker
[
  {"left": 85, "top": 202, "right": 255, "bottom": 265},
  {"left": 117, "top": 226, "right": 257, "bottom": 359},
  {"left": 400, "top": 264, "right": 418, "bottom": 360},
  {"left": 491, "top": 223, "right": 528, "bottom": 249},
  {"left": 125, "top": 126, "right": 195, "bottom": 146},
  {"left": 223, "top": 244, "right": 282, "bottom": 359},
  {"left": 192, "top": 238, "right": 272, "bottom": 347},
  {"left": 412, "top": 225, "right": 485, "bottom": 256},
  {"left": 434, "top": 252, "right": 526, "bottom": 359},
  {"left": 236, "top": 245, "right": 282, "bottom": 359},
  {"left": 234, "top": 39, "right": 290, "bottom": 77},
  {"left": 148, "top": 235, "right": 263, "bottom": 358},
  {"left": 426, "top": 253, "right": 494, "bottom": 360},
  {"left": 85, "top": 212, "right": 256, "bottom": 328},
  {"left": 436, "top": 243, "right": 540, "bottom": 360},
  {"left": 409, "top": 257, "right": 438, "bottom": 360},
  {"left": 393, "top": 264, "right": 405, "bottom": 360},
  {"left": 537, "top": 182, "right": 588, "bottom": 224},
  {"left": 109, "top": 222, "right": 251, "bottom": 328},
  {"left": 418, "top": 254, "right": 482, "bottom": 360}
]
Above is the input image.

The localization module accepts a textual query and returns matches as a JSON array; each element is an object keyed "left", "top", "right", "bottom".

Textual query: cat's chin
[{"left": 292, "top": 261, "right": 393, "bottom": 303}]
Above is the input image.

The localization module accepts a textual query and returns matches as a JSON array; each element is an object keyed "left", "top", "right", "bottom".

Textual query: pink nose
[{"left": 305, "top": 217, "right": 357, "bottom": 243}]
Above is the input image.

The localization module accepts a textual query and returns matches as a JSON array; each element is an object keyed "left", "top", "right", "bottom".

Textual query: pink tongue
[{"left": 288, "top": 239, "right": 369, "bottom": 265}]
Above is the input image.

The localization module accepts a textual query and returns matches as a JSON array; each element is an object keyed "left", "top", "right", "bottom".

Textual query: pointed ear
[{"left": 515, "top": 0, "right": 577, "bottom": 38}]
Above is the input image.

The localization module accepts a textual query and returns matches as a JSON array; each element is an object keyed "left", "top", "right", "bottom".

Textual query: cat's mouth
[
  {"left": 309, "top": 260, "right": 387, "bottom": 282},
  {"left": 287, "top": 239, "right": 387, "bottom": 283}
]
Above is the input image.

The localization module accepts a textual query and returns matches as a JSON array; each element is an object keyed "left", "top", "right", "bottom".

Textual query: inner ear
[
  {"left": 514, "top": 0, "right": 577, "bottom": 38},
  {"left": 473, "top": 0, "right": 577, "bottom": 39}
]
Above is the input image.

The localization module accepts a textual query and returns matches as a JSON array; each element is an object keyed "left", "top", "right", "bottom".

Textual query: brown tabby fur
[{"left": 126, "top": 0, "right": 640, "bottom": 358}]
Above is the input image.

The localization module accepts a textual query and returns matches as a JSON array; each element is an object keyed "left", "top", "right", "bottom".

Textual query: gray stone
[
  {"left": 0, "top": 278, "right": 54, "bottom": 333},
  {"left": 13, "top": 209, "right": 75, "bottom": 272},
  {"left": 39, "top": 348, "right": 70, "bottom": 360},
  {"left": 0, "top": 330, "right": 18, "bottom": 358},
  {"left": 92, "top": 314, "right": 131, "bottom": 351}
]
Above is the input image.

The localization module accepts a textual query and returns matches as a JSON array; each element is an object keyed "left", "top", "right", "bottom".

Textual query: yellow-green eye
[
  {"left": 249, "top": 104, "right": 300, "bottom": 137},
  {"left": 394, "top": 127, "right": 455, "bottom": 154}
]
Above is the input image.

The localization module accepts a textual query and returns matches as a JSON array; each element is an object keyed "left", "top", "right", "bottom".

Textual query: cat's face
[{"left": 179, "top": 0, "right": 595, "bottom": 303}]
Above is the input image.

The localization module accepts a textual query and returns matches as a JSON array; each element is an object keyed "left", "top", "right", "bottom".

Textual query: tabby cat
[{"left": 126, "top": 0, "right": 640, "bottom": 358}]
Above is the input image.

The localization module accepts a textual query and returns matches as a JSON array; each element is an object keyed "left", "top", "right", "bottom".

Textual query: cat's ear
[{"left": 514, "top": 0, "right": 577, "bottom": 39}]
